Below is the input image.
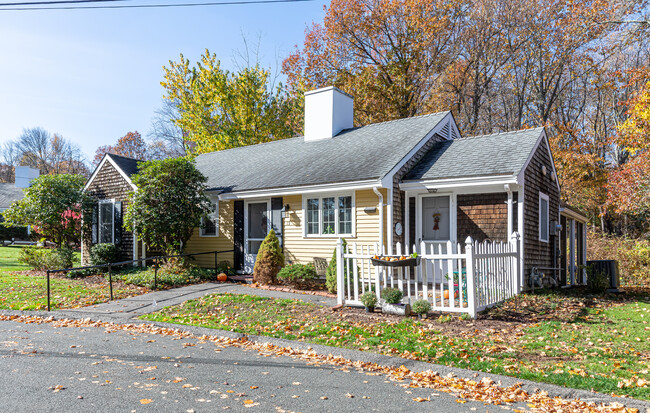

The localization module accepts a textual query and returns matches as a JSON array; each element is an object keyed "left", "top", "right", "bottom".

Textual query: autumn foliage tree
[
  {"left": 161, "top": 50, "right": 294, "bottom": 155},
  {"left": 282, "top": 0, "right": 648, "bottom": 233},
  {"left": 93, "top": 131, "right": 154, "bottom": 166}
]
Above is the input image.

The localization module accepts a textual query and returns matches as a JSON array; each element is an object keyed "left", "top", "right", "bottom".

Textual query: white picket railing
[{"left": 336, "top": 233, "right": 521, "bottom": 318}]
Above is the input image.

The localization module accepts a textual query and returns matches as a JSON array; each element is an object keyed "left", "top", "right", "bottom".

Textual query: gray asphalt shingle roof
[
  {"left": 0, "top": 183, "right": 25, "bottom": 209},
  {"left": 106, "top": 153, "right": 141, "bottom": 178},
  {"left": 403, "top": 127, "right": 544, "bottom": 181},
  {"left": 195, "top": 112, "right": 449, "bottom": 193}
]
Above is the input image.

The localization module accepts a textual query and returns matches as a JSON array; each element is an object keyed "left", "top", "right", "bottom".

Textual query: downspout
[{"left": 373, "top": 187, "right": 384, "bottom": 253}]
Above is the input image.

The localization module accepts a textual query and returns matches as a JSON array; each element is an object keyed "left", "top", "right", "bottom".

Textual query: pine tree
[{"left": 253, "top": 229, "right": 284, "bottom": 285}]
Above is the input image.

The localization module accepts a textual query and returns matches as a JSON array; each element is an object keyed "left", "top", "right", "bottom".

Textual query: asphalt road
[{"left": 0, "top": 319, "right": 529, "bottom": 413}]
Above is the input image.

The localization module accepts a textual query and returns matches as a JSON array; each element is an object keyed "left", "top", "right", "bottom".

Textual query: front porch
[{"left": 336, "top": 233, "right": 521, "bottom": 318}]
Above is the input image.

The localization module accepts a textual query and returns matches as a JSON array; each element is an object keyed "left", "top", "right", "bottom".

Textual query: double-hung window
[
  {"left": 539, "top": 192, "right": 549, "bottom": 243},
  {"left": 98, "top": 200, "right": 115, "bottom": 244},
  {"left": 200, "top": 199, "right": 219, "bottom": 237},
  {"left": 304, "top": 194, "right": 354, "bottom": 237}
]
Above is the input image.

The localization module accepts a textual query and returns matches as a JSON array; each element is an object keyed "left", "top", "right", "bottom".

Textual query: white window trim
[
  {"left": 539, "top": 192, "right": 549, "bottom": 243},
  {"left": 302, "top": 192, "right": 356, "bottom": 238},
  {"left": 98, "top": 199, "right": 115, "bottom": 244},
  {"left": 200, "top": 198, "right": 219, "bottom": 237}
]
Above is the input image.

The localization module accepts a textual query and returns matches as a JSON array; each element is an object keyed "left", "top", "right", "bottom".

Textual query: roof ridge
[
  {"left": 460, "top": 127, "right": 544, "bottom": 141},
  {"left": 197, "top": 112, "right": 449, "bottom": 159},
  {"left": 195, "top": 136, "right": 304, "bottom": 159},
  {"left": 344, "top": 111, "right": 449, "bottom": 131},
  {"left": 106, "top": 153, "right": 144, "bottom": 162}
]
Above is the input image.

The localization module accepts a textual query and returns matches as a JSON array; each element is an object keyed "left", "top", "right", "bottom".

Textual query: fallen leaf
[
  {"left": 413, "top": 397, "right": 429, "bottom": 402},
  {"left": 140, "top": 399, "right": 153, "bottom": 405}
]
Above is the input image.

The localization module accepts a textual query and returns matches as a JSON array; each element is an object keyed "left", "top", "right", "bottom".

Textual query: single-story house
[{"left": 83, "top": 86, "right": 586, "bottom": 289}]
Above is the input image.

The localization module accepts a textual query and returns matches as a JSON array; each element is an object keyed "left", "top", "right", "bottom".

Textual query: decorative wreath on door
[{"left": 433, "top": 213, "right": 441, "bottom": 231}]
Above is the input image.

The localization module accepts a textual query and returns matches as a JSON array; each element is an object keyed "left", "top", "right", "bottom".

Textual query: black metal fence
[{"left": 45, "top": 249, "right": 234, "bottom": 311}]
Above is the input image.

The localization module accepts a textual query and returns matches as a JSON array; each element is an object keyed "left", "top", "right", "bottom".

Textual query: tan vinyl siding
[
  {"left": 185, "top": 200, "right": 235, "bottom": 268},
  {"left": 283, "top": 188, "right": 387, "bottom": 265}
]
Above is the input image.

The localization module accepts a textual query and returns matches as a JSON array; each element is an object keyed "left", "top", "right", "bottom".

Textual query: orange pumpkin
[
  {"left": 217, "top": 273, "right": 228, "bottom": 282},
  {"left": 443, "top": 290, "right": 458, "bottom": 299}
]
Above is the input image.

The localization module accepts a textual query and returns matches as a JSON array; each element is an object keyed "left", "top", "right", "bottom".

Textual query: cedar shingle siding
[
  {"left": 392, "top": 131, "right": 448, "bottom": 249},
  {"left": 456, "top": 193, "right": 510, "bottom": 243},
  {"left": 83, "top": 161, "right": 134, "bottom": 264},
  {"left": 523, "top": 138, "right": 560, "bottom": 286}
]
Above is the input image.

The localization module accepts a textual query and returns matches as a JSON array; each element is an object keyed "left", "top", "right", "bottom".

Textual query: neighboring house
[
  {"left": 82, "top": 153, "right": 139, "bottom": 264},
  {"left": 0, "top": 166, "right": 40, "bottom": 241},
  {"left": 82, "top": 86, "right": 586, "bottom": 289}
]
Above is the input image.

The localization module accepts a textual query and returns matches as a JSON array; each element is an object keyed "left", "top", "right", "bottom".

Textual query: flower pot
[
  {"left": 381, "top": 302, "right": 411, "bottom": 316},
  {"left": 365, "top": 306, "right": 373, "bottom": 313}
]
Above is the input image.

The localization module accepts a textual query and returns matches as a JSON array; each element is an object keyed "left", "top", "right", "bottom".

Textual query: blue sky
[{"left": 0, "top": 0, "right": 327, "bottom": 159}]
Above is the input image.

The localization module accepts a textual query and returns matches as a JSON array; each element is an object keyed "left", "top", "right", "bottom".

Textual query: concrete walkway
[{"left": 62, "top": 282, "right": 337, "bottom": 320}]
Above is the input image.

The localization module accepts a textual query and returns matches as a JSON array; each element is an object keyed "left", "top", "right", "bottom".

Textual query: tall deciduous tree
[
  {"left": 4, "top": 128, "right": 89, "bottom": 179},
  {"left": 1, "top": 174, "right": 93, "bottom": 247},
  {"left": 282, "top": 0, "right": 463, "bottom": 129},
  {"left": 124, "top": 158, "right": 211, "bottom": 257},
  {"left": 93, "top": 131, "right": 154, "bottom": 166},
  {"left": 161, "top": 50, "right": 294, "bottom": 155}
]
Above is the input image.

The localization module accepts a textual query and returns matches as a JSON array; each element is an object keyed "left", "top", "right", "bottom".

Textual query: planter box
[
  {"left": 381, "top": 302, "right": 411, "bottom": 316},
  {"left": 371, "top": 257, "right": 420, "bottom": 268}
]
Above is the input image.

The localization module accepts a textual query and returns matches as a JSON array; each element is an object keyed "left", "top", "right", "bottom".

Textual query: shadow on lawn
[{"left": 481, "top": 286, "right": 650, "bottom": 324}]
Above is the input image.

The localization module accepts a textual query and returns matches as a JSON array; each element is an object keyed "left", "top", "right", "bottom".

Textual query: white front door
[
  {"left": 417, "top": 195, "right": 454, "bottom": 283},
  {"left": 244, "top": 200, "right": 270, "bottom": 274}
]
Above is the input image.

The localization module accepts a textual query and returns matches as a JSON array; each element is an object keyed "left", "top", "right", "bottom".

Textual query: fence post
[
  {"left": 154, "top": 258, "right": 158, "bottom": 290},
  {"left": 108, "top": 264, "right": 114, "bottom": 301},
  {"left": 46, "top": 270, "right": 51, "bottom": 312},
  {"left": 511, "top": 232, "right": 521, "bottom": 295},
  {"left": 336, "top": 238, "right": 344, "bottom": 305},
  {"left": 465, "top": 236, "right": 476, "bottom": 318}
]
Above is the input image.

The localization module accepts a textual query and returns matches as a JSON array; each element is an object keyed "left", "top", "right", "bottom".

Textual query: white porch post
[
  {"left": 517, "top": 187, "right": 525, "bottom": 290},
  {"left": 506, "top": 186, "right": 513, "bottom": 237},
  {"left": 404, "top": 191, "right": 410, "bottom": 253}
]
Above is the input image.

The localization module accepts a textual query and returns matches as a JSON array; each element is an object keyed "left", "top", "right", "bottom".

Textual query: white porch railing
[{"left": 336, "top": 233, "right": 521, "bottom": 318}]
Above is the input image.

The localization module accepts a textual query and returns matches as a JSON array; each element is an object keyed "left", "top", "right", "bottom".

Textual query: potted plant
[
  {"left": 380, "top": 287, "right": 411, "bottom": 316},
  {"left": 412, "top": 299, "right": 431, "bottom": 319},
  {"left": 360, "top": 291, "right": 377, "bottom": 312}
]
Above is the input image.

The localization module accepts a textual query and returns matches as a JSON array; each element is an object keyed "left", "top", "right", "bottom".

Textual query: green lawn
[
  {"left": 0, "top": 246, "right": 146, "bottom": 310},
  {"left": 141, "top": 291, "right": 650, "bottom": 400}
]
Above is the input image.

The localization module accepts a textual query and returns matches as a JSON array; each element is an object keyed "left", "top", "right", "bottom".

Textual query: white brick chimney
[
  {"left": 304, "top": 86, "right": 353, "bottom": 142},
  {"left": 14, "top": 166, "right": 39, "bottom": 188}
]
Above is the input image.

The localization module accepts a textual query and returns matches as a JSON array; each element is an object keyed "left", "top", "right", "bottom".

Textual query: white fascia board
[
  {"left": 217, "top": 179, "right": 382, "bottom": 200},
  {"left": 560, "top": 207, "right": 589, "bottom": 223},
  {"left": 399, "top": 174, "right": 517, "bottom": 191},
  {"left": 380, "top": 111, "right": 452, "bottom": 187},
  {"left": 84, "top": 155, "right": 137, "bottom": 192},
  {"left": 516, "top": 129, "right": 561, "bottom": 193}
]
